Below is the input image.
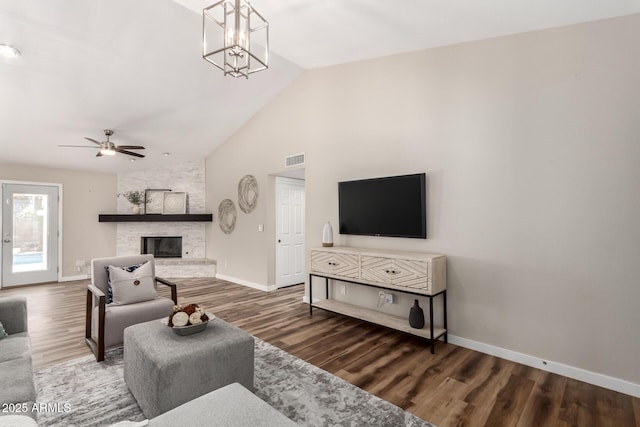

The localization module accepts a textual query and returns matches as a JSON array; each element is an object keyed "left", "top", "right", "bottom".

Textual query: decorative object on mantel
[
  {"left": 238, "top": 174, "right": 258, "bottom": 213},
  {"left": 163, "top": 303, "right": 214, "bottom": 336},
  {"left": 120, "top": 191, "right": 145, "bottom": 214},
  {"left": 145, "top": 189, "right": 170, "bottom": 214},
  {"left": 409, "top": 299, "right": 425, "bottom": 329},
  {"left": 322, "top": 221, "right": 334, "bottom": 247},
  {"left": 162, "top": 192, "right": 187, "bottom": 214},
  {"left": 202, "top": 0, "right": 269, "bottom": 79},
  {"left": 218, "top": 199, "right": 237, "bottom": 234}
]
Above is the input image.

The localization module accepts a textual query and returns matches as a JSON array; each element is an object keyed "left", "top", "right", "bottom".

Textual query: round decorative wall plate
[
  {"left": 238, "top": 174, "right": 258, "bottom": 214},
  {"left": 218, "top": 199, "right": 237, "bottom": 234}
]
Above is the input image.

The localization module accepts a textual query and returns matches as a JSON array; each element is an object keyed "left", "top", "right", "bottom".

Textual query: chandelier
[{"left": 203, "top": 0, "right": 269, "bottom": 78}]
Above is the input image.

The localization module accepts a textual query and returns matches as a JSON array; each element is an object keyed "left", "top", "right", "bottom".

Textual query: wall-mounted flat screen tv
[{"left": 338, "top": 173, "right": 426, "bottom": 239}]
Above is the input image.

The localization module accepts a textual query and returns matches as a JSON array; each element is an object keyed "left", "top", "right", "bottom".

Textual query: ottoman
[
  {"left": 148, "top": 383, "right": 298, "bottom": 427},
  {"left": 124, "top": 318, "right": 254, "bottom": 418}
]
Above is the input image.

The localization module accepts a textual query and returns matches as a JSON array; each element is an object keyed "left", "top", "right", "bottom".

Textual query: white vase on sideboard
[{"left": 322, "top": 221, "right": 333, "bottom": 247}]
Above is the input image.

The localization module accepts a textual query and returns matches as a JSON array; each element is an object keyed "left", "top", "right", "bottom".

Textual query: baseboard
[
  {"left": 59, "top": 274, "right": 89, "bottom": 282},
  {"left": 299, "top": 295, "right": 639, "bottom": 397},
  {"left": 448, "top": 335, "right": 640, "bottom": 398},
  {"left": 215, "top": 274, "right": 278, "bottom": 292}
]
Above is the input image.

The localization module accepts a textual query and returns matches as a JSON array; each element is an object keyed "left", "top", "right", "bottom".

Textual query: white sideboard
[{"left": 309, "top": 246, "right": 447, "bottom": 353}]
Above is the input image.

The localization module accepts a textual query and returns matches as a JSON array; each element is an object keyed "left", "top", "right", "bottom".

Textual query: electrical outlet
[
  {"left": 384, "top": 293, "right": 394, "bottom": 304},
  {"left": 340, "top": 284, "right": 347, "bottom": 295}
]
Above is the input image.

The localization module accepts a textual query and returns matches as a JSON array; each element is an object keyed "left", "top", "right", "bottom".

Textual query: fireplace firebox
[{"left": 141, "top": 236, "right": 182, "bottom": 258}]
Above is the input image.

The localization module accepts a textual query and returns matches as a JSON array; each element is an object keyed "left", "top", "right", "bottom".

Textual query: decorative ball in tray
[{"left": 165, "top": 303, "right": 215, "bottom": 336}]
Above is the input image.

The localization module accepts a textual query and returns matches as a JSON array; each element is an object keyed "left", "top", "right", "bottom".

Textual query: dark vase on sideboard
[{"left": 409, "top": 299, "right": 425, "bottom": 329}]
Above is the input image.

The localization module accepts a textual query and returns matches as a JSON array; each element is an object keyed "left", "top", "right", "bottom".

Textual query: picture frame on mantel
[
  {"left": 162, "top": 191, "right": 187, "bottom": 214},
  {"left": 145, "top": 189, "right": 170, "bottom": 214}
]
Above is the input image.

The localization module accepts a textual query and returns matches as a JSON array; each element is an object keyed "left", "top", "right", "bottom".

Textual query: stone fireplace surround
[{"left": 116, "top": 161, "right": 216, "bottom": 278}]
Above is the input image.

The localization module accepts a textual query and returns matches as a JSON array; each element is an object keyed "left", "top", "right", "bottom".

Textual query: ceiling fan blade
[
  {"left": 58, "top": 145, "right": 97, "bottom": 148},
  {"left": 116, "top": 145, "right": 145, "bottom": 150},
  {"left": 85, "top": 137, "right": 102, "bottom": 145},
  {"left": 96, "top": 152, "right": 103, "bottom": 157},
  {"left": 116, "top": 149, "right": 145, "bottom": 158}
]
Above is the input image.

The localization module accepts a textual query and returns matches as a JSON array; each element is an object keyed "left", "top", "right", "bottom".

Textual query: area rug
[{"left": 35, "top": 338, "right": 434, "bottom": 427}]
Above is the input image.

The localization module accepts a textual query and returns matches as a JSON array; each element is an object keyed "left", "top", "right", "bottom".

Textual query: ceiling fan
[{"left": 59, "top": 129, "right": 145, "bottom": 158}]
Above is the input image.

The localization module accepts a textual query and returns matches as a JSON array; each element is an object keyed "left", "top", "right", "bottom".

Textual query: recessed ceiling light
[
  {"left": 163, "top": 152, "right": 171, "bottom": 157},
  {"left": 129, "top": 158, "right": 137, "bottom": 162},
  {"left": 0, "top": 44, "right": 21, "bottom": 58}
]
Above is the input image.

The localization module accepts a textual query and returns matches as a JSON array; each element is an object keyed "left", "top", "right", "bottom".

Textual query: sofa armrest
[
  {"left": 0, "top": 296, "right": 28, "bottom": 334},
  {"left": 156, "top": 277, "right": 178, "bottom": 304}
]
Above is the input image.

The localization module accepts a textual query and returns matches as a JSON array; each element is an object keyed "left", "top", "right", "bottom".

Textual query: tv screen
[{"left": 338, "top": 173, "right": 426, "bottom": 239}]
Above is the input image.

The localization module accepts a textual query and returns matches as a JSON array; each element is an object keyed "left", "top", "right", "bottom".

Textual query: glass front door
[{"left": 1, "top": 183, "right": 59, "bottom": 287}]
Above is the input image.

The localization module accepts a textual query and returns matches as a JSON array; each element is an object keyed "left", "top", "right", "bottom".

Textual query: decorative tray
[{"left": 161, "top": 312, "right": 216, "bottom": 336}]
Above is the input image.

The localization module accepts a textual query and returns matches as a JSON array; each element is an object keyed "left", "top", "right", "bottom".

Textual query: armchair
[{"left": 85, "top": 254, "right": 178, "bottom": 362}]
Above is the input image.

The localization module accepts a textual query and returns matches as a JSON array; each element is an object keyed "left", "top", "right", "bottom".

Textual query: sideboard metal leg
[
  {"left": 430, "top": 297, "right": 435, "bottom": 354},
  {"left": 325, "top": 277, "right": 329, "bottom": 299},
  {"left": 309, "top": 274, "right": 313, "bottom": 317},
  {"left": 443, "top": 290, "right": 448, "bottom": 343}
]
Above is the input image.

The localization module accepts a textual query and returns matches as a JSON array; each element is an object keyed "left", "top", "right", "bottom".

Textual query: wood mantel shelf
[{"left": 98, "top": 214, "right": 213, "bottom": 222}]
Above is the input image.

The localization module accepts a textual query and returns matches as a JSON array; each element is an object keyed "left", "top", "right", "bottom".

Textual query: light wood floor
[{"left": 1, "top": 278, "right": 638, "bottom": 427}]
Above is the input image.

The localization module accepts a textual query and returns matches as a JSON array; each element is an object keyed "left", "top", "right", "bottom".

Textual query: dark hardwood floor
[{"left": 1, "top": 278, "right": 638, "bottom": 426}]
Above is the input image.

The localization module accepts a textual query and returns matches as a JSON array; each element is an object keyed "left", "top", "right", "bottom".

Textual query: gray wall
[
  {"left": 0, "top": 162, "right": 117, "bottom": 277},
  {"left": 205, "top": 14, "right": 640, "bottom": 386}
]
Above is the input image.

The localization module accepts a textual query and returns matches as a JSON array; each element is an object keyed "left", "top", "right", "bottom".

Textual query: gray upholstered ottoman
[
  {"left": 123, "top": 318, "right": 254, "bottom": 418},
  {"left": 148, "top": 383, "right": 297, "bottom": 427}
]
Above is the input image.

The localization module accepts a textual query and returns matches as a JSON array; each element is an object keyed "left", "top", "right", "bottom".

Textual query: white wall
[
  {"left": 205, "top": 14, "right": 640, "bottom": 390},
  {"left": 0, "top": 162, "right": 117, "bottom": 278}
]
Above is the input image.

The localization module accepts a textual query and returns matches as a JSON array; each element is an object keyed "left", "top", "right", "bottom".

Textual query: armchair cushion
[
  {"left": 99, "top": 298, "right": 175, "bottom": 348},
  {"left": 108, "top": 261, "right": 156, "bottom": 305}
]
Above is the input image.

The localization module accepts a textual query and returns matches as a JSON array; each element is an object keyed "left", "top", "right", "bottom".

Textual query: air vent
[{"left": 285, "top": 153, "right": 305, "bottom": 168}]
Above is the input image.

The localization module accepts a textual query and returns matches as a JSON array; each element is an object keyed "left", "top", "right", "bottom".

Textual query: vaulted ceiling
[{"left": 1, "top": 0, "right": 639, "bottom": 173}]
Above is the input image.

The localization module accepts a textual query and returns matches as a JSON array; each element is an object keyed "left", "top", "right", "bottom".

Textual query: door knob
[
  {"left": 3, "top": 239, "right": 10, "bottom": 243},
  {"left": 278, "top": 239, "right": 281, "bottom": 243}
]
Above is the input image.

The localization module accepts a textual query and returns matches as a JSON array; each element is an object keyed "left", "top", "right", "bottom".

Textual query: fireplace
[{"left": 141, "top": 236, "right": 182, "bottom": 258}]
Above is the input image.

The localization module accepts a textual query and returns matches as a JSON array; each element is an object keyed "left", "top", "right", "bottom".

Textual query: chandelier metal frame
[{"left": 203, "top": 0, "right": 269, "bottom": 78}]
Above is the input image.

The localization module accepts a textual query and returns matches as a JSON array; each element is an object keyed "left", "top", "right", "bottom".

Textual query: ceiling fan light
[{"left": 100, "top": 148, "right": 116, "bottom": 156}]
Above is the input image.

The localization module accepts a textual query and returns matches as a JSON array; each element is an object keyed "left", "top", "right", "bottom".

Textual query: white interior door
[
  {"left": 275, "top": 177, "right": 305, "bottom": 288},
  {"left": 1, "top": 183, "right": 59, "bottom": 287}
]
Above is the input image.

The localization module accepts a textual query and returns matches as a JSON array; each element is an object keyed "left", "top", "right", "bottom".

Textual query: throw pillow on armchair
[{"left": 108, "top": 261, "right": 157, "bottom": 305}]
